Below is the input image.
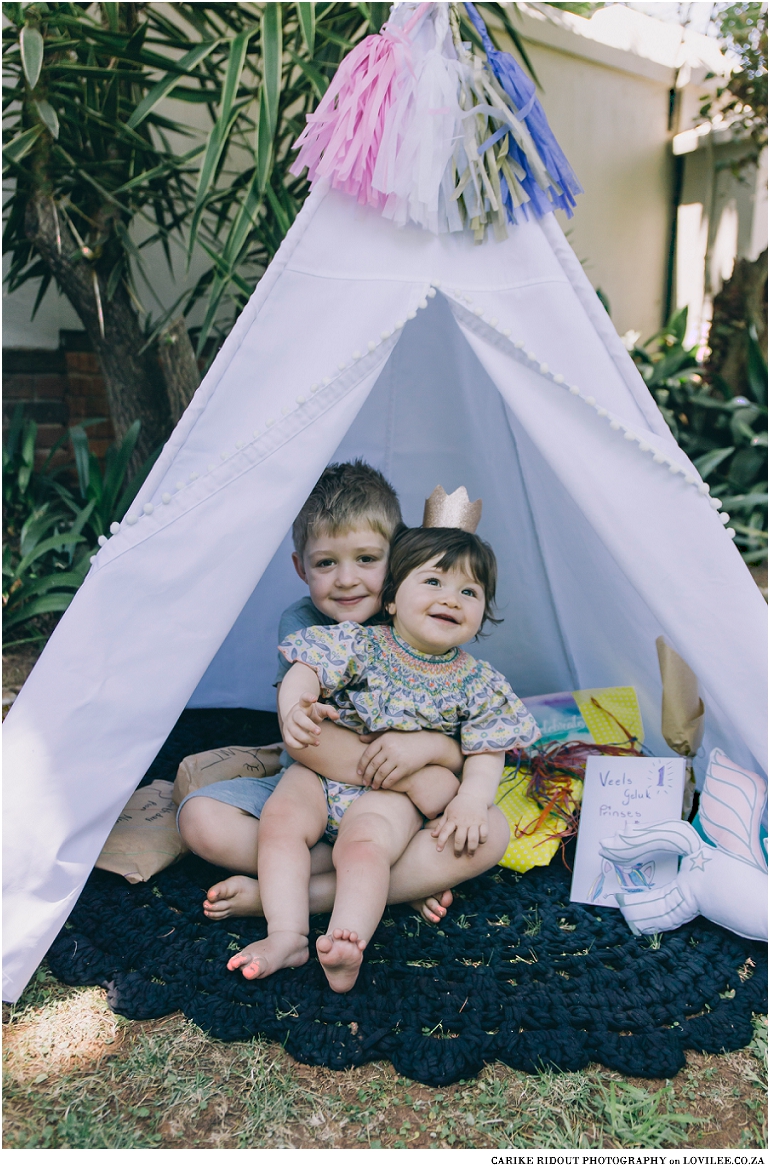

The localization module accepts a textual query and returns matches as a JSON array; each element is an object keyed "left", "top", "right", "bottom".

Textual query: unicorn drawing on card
[{"left": 588, "top": 858, "right": 657, "bottom": 903}]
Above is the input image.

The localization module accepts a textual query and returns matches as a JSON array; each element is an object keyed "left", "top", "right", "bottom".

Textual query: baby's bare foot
[
  {"left": 316, "top": 928, "right": 366, "bottom": 992},
  {"left": 410, "top": 888, "right": 453, "bottom": 925},
  {"left": 227, "top": 931, "right": 308, "bottom": 980},
  {"left": 203, "top": 876, "right": 262, "bottom": 920}
]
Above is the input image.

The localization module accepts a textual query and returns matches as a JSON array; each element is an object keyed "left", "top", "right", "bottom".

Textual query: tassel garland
[{"left": 290, "top": 1, "right": 581, "bottom": 239}]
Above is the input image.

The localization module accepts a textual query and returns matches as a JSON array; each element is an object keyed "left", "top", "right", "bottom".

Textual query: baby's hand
[
  {"left": 283, "top": 694, "right": 340, "bottom": 751},
  {"left": 432, "top": 793, "right": 489, "bottom": 855},
  {"left": 357, "top": 731, "right": 435, "bottom": 788}
]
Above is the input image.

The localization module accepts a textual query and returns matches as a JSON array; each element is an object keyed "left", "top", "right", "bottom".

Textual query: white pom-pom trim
[{"left": 110, "top": 521, "right": 121, "bottom": 534}]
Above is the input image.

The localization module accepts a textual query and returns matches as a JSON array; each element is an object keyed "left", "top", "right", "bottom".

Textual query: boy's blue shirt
[{"left": 274, "top": 597, "right": 333, "bottom": 686}]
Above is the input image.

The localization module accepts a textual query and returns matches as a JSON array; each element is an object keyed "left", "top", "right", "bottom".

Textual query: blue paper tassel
[{"left": 464, "top": 2, "right": 583, "bottom": 222}]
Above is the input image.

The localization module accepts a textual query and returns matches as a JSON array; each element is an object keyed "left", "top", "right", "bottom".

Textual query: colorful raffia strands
[
  {"left": 291, "top": 2, "right": 583, "bottom": 241},
  {"left": 498, "top": 740, "right": 645, "bottom": 873}
]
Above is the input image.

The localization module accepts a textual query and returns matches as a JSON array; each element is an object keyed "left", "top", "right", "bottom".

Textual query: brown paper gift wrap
[
  {"left": 656, "top": 636, "right": 705, "bottom": 818},
  {"left": 95, "top": 779, "right": 185, "bottom": 884},
  {"left": 656, "top": 637, "right": 705, "bottom": 758}
]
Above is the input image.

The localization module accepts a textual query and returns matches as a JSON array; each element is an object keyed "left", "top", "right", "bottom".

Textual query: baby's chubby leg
[
  {"left": 228, "top": 765, "right": 326, "bottom": 980},
  {"left": 318, "top": 791, "right": 423, "bottom": 992},
  {"left": 381, "top": 765, "right": 460, "bottom": 821}
]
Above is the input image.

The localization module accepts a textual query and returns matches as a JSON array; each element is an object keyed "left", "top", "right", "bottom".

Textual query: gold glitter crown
[{"left": 422, "top": 485, "right": 482, "bottom": 533}]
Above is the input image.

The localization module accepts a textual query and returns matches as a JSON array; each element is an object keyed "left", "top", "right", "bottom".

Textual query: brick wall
[{"left": 3, "top": 331, "right": 115, "bottom": 469}]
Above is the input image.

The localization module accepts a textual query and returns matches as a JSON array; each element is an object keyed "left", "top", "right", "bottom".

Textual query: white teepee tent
[{"left": 3, "top": 4, "right": 766, "bottom": 1002}]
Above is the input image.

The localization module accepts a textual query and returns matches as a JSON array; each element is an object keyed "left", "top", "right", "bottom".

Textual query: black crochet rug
[{"left": 47, "top": 709, "right": 767, "bottom": 1088}]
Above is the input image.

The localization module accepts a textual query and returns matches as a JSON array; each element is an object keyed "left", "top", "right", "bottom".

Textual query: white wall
[
  {"left": 528, "top": 42, "right": 674, "bottom": 337},
  {"left": 514, "top": 2, "right": 730, "bottom": 341}
]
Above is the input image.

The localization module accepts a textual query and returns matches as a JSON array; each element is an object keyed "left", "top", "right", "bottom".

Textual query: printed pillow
[{"left": 172, "top": 743, "right": 284, "bottom": 805}]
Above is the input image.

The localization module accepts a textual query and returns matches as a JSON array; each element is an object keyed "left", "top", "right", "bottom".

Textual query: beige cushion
[
  {"left": 171, "top": 743, "right": 284, "bottom": 806},
  {"left": 95, "top": 778, "right": 185, "bottom": 884}
]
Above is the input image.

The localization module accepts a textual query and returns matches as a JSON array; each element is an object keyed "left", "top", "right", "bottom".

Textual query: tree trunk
[
  {"left": 157, "top": 316, "right": 200, "bottom": 423},
  {"left": 704, "top": 249, "right": 768, "bottom": 398},
  {"left": 24, "top": 190, "right": 199, "bottom": 470}
]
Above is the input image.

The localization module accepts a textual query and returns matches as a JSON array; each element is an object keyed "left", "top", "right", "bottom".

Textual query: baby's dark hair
[
  {"left": 381, "top": 527, "right": 501, "bottom": 633},
  {"left": 292, "top": 459, "right": 403, "bottom": 559}
]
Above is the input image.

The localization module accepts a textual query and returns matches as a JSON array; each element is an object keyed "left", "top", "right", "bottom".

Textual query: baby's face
[
  {"left": 387, "top": 557, "right": 485, "bottom": 655},
  {"left": 292, "top": 527, "right": 389, "bottom": 625}
]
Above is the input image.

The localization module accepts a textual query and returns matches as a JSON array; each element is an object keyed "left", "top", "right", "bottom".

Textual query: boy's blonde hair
[{"left": 292, "top": 460, "right": 403, "bottom": 559}]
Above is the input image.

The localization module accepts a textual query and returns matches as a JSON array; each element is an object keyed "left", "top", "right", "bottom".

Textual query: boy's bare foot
[
  {"left": 410, "top": 888, "right": 453, "bottom": 925},
  {"left": 203, "top": 876, "right": 262, "bottom": 919},
  {"left": 316, "top": 928, "right": 366, "bottom": 992},
  {"left": 227, "top": 931, "right": 308, "bottom": 979}
]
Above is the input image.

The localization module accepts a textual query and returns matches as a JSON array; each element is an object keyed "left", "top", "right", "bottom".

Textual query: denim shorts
[{"left": 176, "top": 769, "right": 286, "bottom": 829}]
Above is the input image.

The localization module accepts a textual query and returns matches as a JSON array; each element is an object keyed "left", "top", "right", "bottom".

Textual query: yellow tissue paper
[{"left": 573, "top": 686, "right": 644, "bottom": 748}]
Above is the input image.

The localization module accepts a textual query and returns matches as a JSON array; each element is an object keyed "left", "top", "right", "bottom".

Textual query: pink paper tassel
[{"left": 291, "top": 4, "right": 432, "bottom": 209}]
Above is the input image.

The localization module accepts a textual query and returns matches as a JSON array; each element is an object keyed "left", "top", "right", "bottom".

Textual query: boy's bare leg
[
  {"left": 205, "top": 805, "right": 511, "bottom": 923},
  {"left": 317, "top": 791, "right": 423, "bottom": 992},
  {"left": 227, "top": 766, "right": 326, "bottom": 980},
  {"left": 179, "top": 797, "right": 262, "bottom": 873},
  {"left": 202, "top": 843, "right": 334, "bottom": 920},
  {"left": 389, "top": 805, "right": 511, "bottom": 913},
  {"left": 178, "top": 795, "right": 333, "bottom": 920}
]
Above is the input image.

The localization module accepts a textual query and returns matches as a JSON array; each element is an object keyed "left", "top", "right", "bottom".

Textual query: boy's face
[{"left": 292, "top": 527, "right": 389, "bottom": 625}]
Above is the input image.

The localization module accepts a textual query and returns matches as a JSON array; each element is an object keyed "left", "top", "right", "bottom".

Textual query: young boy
[{"left": 179, "top": 461, "right": 510, "bottom": 923}]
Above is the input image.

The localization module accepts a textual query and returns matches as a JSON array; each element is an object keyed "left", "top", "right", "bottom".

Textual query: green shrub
[
  {"left": 2, "top": 411, "right": 155, "bottom": 646},
  {"left": 630, "top": 308, "right": 767, "bottom": 565}
]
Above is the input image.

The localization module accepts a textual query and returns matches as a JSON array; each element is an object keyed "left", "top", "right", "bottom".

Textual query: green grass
[{"left": 3, "top": 970, "right": 767, "bottom": 1150}]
